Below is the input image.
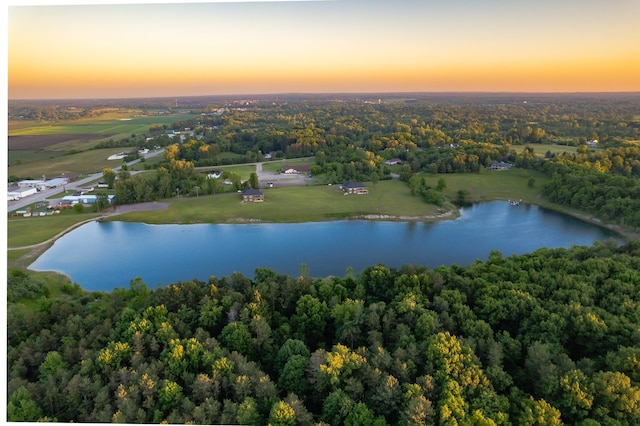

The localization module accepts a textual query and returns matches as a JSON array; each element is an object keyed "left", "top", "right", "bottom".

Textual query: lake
[{"left": 29, "top": 202, "right": 622, "bottom": 291}]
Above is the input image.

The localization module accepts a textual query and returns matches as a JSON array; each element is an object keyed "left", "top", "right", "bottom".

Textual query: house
[
  {"left": 242, "top": 188, "right": 264, "bottom": 202},
  {"left": 384, "top": 158, "right": 402, "bottom": 166},
  {"left": 280, "top": 165, "right": 311, "bottom": 174},
  {"left": 341, "top": 181, "right": 369, "bottom": 195},
  {"left": 488, "top": 161, "right": 514, "bottom": 171},
  {"left": 263, "top": 151, "right": 278, "bottom": 160}
]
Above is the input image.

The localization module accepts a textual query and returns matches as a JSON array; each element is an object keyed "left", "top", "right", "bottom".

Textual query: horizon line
[{"left": 9, "top": 90, "right": 640, "bottom": 103}]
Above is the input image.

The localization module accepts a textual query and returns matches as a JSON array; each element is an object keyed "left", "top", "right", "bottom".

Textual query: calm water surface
[{"left": 29, "top": 202, "right": 621, "bottom": 291}]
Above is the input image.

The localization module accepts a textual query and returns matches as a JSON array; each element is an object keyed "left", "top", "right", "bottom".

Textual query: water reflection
[{"left": 30, "top": 202, "right": 621, "bottom": 291}]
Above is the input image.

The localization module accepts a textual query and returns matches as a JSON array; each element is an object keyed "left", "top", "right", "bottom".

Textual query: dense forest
[
  {"left": 9, "top": 94, "right": 640, "bottom": 424},
  {"left": 104, "top": 94, "right": 640, "bottom": 231},
  {"left": 7, "top": 240, "right": 640, "bottom": 424}
]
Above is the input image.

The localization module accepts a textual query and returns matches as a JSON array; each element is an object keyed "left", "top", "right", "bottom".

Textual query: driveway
[{"left": 256, "top": 163, "right": 308, "bottom": 188}]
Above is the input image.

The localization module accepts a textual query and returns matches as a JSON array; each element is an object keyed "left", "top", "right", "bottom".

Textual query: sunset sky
[{"left": 7, "top": 0, "right": 640, "bottom": 99}]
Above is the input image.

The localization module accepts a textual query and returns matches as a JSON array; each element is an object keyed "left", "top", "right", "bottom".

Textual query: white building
[
  {"left": 107, "top": 152, "right": 127, "bottom": 160},
  {"left": 17, "top": 179, "right": 45, "bottom": 189},
  {"left": 36, "top": 177, "right": 68, "bottom": 191},
  {"left": 61, "top": 194, "right": 116, "bottom": 204},
  {"left": 8, "top": 187, "right": 38, "bottom": 200}
]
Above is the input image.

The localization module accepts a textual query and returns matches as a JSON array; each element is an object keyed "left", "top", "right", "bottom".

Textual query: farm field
[
  {"left": 8, "top": 111, "right": 196, "bottom": 138},
  {"left": 8, "top": 110, "right": 195, "bottom": 177},
  {"left": 9, "top": 147, "right": 139, "bottom": 177}
]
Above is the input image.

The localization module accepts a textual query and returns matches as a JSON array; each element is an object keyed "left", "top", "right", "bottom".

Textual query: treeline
[
  {"left": 8, "top": 105, "right": 111, "bottom": 122},
  {"left": 8, "top": 240, "right": 640, "bottom": 424},
  {"left": 541, "top": 162, "right": 640, "bottom": 228},
  {"left": 112, "top": 162, "right": 230, "bottom": 205},
  {"left": 550, "top": 145, "right": 640, "bottom": 178},
  {"left": 153, "top": 95, "right": 640, "bottom": 173}
]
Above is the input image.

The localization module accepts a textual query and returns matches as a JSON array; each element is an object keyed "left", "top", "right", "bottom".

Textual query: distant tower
[{"left": 175, "top": 98, "right": 178, "bottom": 108}]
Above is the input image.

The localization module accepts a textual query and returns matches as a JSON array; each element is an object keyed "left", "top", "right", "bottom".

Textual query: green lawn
[
  {"left": 427, "top": 168, "right": 549, "bottom": 203},
  {"left": 112, "top": 180, "right": 448, "bottom": 224},
  {"left": 529, "top": 143, "right": 580, "bottom": 157},
  {"left": 262, "top": 158, "right": 314, "bottom": 173},
  {"left": 8, "top": 214, "right": 102, "bottom": 247}
]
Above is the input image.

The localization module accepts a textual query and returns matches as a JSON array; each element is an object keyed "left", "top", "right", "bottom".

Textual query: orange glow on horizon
[{"left": 8, "top": 2, "right": 640, "bottom": 99}]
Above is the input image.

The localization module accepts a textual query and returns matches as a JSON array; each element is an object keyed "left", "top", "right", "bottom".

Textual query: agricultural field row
[{"left": 8, "top": 110, "right": 197, "bottom": 178}]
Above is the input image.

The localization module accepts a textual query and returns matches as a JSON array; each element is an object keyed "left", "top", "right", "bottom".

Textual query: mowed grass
[
  {"left": 8, "top": 214, "right": 101, "bottom": 247},
  {"left": 529, "top": 143, "right": 580, "bottom": 157},
  {"left": 262, "top": 158, "right": 315, "bottom": 173},
  {"left": 113, "top": 180, "right": 446, "bottom": 224},
  {"left": 434, "top": 168, "right": 549, "bottom": 203},
  {"left": 9, "top": 147, "right": 139, "bottom": 177}
]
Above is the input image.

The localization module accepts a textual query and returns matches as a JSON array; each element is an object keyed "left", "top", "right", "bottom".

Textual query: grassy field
[
  {"left": 427, "top": 168, "right": 549, "bottom": 203},
  {"left": 529, "top": 143, "right": 580, "bottom": 157},
  {"left": 8, "top": 110, "right": 196, "bottom": 177},
  {"left": 9, "top": 147, "right": 139, "bottom": 177},
  {"left": 112, "top": 180, "right": 449, "bottom": 224},
  {"left": 194, "top": 157, "right": 315, "bottom": 179},
  {"left": 262, "top": 158, "right": 315, "bottom": 173},
  {"left": 8, "top": 214, "right": 102, "bottom": 247},
  {"left": 9, "top": 111, "right": 196, "bottom": 138}
]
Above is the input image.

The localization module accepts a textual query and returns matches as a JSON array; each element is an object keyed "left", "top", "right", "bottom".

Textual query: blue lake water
[{"left": 29, "top": 202, "right": 622, "bottom": 292}]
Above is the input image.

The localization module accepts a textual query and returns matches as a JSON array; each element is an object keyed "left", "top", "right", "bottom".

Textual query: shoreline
[
  {"left": 533, "top": 202, "right": 639, "bottom": 241},
  {"left": 8, "top": 200, "right": 637, "bottom": 279}
]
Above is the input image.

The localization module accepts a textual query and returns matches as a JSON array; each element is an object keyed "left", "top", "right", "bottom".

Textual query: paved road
[
  {"left": 8, "top": 152, "right": 314, "bottom": 211},
  {"left": 7, "top": 149, "right": 164, "bottom": 212}
]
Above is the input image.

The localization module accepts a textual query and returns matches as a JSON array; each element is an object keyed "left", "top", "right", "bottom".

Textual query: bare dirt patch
[
  {"left": 9, "top": 134, "right": 115, "bottom": 150},
  {"left": 112, "top": 202, "right": 170, "bottom": 214}
]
